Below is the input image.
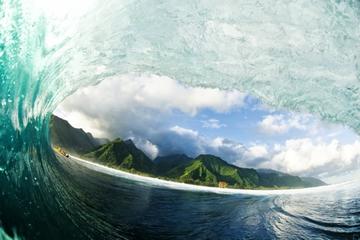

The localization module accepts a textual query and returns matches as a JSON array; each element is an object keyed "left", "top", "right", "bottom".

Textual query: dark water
[{"left": 32, "top": 156, "right": 359, "bottom": 240}]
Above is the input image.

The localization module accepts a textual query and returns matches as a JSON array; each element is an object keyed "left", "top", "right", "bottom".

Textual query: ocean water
[
  {"left": 45, "top": 156, "right": 360, "bottom": 239},
  {"left": 1, "top": 0, "right": 360, "bottom": 239}
]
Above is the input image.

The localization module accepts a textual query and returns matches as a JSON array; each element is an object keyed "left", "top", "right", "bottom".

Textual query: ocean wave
[{"left": 1, "top": 0, "right": 360, "bottom": 239}]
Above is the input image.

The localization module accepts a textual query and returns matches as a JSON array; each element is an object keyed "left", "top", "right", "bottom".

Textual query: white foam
[{"left": 70, "top": 155, "right": 354, "bottom": 196}]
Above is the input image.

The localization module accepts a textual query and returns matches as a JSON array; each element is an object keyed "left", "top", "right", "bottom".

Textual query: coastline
[{"left": 67, "top": 154, "right": 349, "bottom": 196}]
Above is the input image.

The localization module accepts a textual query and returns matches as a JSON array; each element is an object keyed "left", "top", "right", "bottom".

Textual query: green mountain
[
  {"left": 51, "top": 115, "right": 326, "bottom": 189},
  {"left": 83, "top": 138, "right": 155, "bottom": 174},
  {"left": 257, "top": 169, "right": 308, "bottom": 188},
  {"left": 163, "top": 157, "right": 326, "bottom": 189},
  {"left": 166, "top": 154, "right": 260, "bottom": 188},
  {"left": 257, "top": 169, "right": 326, "bottom": 188},
  {"left": 154, "top": 154, "right": 193, "bottom": 175},
  {"left": 50, "top": 115, "right": 100, "bottom": 154},
  {"left": 300, "top": 176, "right": 327, "bottom": 187}
]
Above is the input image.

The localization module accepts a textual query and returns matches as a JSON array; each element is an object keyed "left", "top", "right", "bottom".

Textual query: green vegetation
[
  {"left": 154, "top": 154, "right": 193, "bottom": 175},
  {"left": 300, "top": 176, "right": 327, "bottom": 187},
  {"left": 50, "top": 115, "right": 100, "bottom": 154},
  {"left": 165, "top": 154, "right": 259, "bottom": 188},
  {"left": 51, "top": 115, "right": 326, "bottom": 189},
  {"left": 83, "top": 138, "right": 155, "bottom": 174},
  {"left": 257, "top": 169, "right": 326, "bottom": 188},
  {"left": 82, "top": 139, "right": 325, "bottom": 189}
]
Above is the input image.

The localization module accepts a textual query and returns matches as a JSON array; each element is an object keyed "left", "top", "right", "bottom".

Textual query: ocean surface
[
  {"left": 1, "top": 0, "right": 360, "bottom": 239},
  {"left": 39, "top": 155, "right": 360, "bottom": 239}
]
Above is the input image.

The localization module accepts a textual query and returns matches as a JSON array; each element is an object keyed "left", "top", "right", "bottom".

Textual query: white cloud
[
  {"left": 258, "top": 113, "right": 309, "bottom": 134},
  {"left": 54, "top": 110, "right": 107, "bottom": 137},
  {"left": 161, "top": 126, "right": 360, "bottom": 181},
  {"left": 170, "top": 125, "right": 199, "bottom": 138},
  {"left": 129, "top": 137, "right": 159, "bottom": 160},
  {"left": 202, "top": 118, "right": 226, "bottom": 129},
  {"left": 55, "top": 74, "right": 246, "bottom": 138},
  {"left": 112, "top": 74, "right": 245, "bottom": 116},
  {"left": 54, "top": 74, "right": 360, "bottom": 181},
  {"left": 244, "top": 144, "right": 269, "bottom": 159},
  {"left": 253, "top": 138, "right": 360, "bottom": 180},
  {"left": 152, "top": 127, "right": 247, "bottom": 164},
  {"left": 209, "top": 137, "right": 246, "bottom": 161}
]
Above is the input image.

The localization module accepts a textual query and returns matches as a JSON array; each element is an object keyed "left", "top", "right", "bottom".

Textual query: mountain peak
[
  {"left": 51, "top": 115, "right": 326, "bottom": 190},
  {"left": 50, "top": 115, "right": 99, "bottom": 154},
  {"left": 124, "top": 139, "right": 134, "bottom": 145},
  {"left": 83, "top": 138, "right": 155, "bottom": 173},
  {"left": 113, "top": 138, "right": 122, "bottom": 142},
  {"left": 195, "top": 154, "right": 222, "bottom": 159},
  {"left": 194, "top": 154, "right": 228, "bottom": 165}
]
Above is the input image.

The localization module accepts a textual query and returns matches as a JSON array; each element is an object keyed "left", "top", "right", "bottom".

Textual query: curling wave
[{"left": 1, "top": 0, "right": 360, "bottom": 239}]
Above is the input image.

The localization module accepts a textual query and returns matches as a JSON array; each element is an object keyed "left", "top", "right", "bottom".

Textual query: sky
[{"left": 54, "top": 74, "right": 360, "bottom": 183}]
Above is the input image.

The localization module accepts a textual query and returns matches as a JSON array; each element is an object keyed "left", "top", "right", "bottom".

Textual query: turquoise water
[{"left": 1, "top": 0, "right": 360, "bottom": 239}]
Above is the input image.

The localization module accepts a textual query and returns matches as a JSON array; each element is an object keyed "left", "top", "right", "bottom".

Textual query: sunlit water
[
  {"left": 1, "top": 0, "right": 360, "bottom": 239},
  {"left": 59, "top": 156, "right": 360, "bottom": 239}
]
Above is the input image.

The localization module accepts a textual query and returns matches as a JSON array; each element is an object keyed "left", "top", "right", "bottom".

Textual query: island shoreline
[{"left": 66, "top": 154, "right": 347, "bottom": 196}]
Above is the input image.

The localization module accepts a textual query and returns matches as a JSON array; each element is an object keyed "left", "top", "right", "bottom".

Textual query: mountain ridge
[
  {"left": 51, "top": 115, "right": 326, "bottom": 189},
  {"left": 83, "top": 138, "right": 155, "bottom": 174}
]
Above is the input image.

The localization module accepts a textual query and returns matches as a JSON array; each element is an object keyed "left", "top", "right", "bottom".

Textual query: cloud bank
[
  {"left": 258, "top": 114, "right": 310, "bottom": 134},
  {"left": 55, "top": 74, "right": 360, "bottom": 182},
  {"left": 55, "top": 74, "right": 245, "bottom": 138}
]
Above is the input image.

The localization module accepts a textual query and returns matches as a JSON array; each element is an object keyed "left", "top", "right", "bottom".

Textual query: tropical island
[{"left": 50, "top": 115, "right": 326, "bottom": 190}]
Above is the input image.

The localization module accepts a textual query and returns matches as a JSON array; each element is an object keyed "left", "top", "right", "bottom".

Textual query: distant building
[
  {"left": 218, "top": 181, "right": 228, "bottom": 188},
  {"left": 54, "top": 146, "right": 69, "bottom": 158}
]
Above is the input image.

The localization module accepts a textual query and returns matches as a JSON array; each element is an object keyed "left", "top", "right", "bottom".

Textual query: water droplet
[{"left": 1, "top": 99, "right": 6, "bottom": 107}]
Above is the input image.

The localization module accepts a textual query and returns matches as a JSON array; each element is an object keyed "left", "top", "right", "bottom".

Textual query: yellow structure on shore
[
  {"left": 218, "top": 181, "right": 228, "bottom": 188},
  {"left": 53, "top": 146, "right": 69, "bottom": 158}
]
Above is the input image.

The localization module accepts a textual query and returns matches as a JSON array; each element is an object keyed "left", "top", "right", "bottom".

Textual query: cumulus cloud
[
  {"left": 54, "top": 74, "right": 360, "bottom": 181},
  {"left": 258, "top": 113, "right": 310, "bottom": 134},
  {"left": 149, "top": 125, "right": 360, "bottom": 181},
  {"left": 170, "top": 125, "right": 199, "bottom": 138},
  {"left": 152, "top": 127, "right": 247, "bottom": 163},
  {"left": 243, "top": 144, "right": 269, "bottom": 159},
  {"left": 55, "top": 74, "right": 246, "bottom": 139},
  {"left": 208, "top": 137, "right": 246, "bottom": 163},
  {"left": 259, "top": 138, "right": 360, "bottom": 178},
  {"left": 201, "top": 118, "right": 226, "bottom": 129},
  {"left": 129, "top": 136, "right": 159, "bottom": 160}
]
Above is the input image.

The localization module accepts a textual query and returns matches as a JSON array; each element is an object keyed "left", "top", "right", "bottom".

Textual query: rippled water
[
  {"left": 1, "top": 0, "right": 360, "bottom": 239},
  {"left": 52, "top": 156, "right": 360, "bottom": 240}
]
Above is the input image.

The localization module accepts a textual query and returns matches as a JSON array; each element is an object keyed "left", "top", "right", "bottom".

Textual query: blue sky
[
  {"left": 55, "top": 74, "right": 360, "bottom": 183},
  {"left": 145, "top": 95, "right": 358, "bottom": 147}
]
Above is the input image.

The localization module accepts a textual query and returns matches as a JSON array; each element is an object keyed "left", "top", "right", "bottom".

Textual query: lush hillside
[
  {"left": 300, "top": 177, "right": 327, "bottom": 187},
  {"left": 257, "top": 169, "right": 326, "bottom": 188},
  {"left": 50, "top": 115, "right": 100, "bottom": 154},
  {"left": 257, "top": 169, "right": 307, "bottom": 188},
  {"left": 154, "top": 154, "right": 193, "bottom": 175},
  {"left": 51, "top": 115, "right": 326, "bottom": 189},
  {"left": 166, "top": 154, "right": 260, "bottom": 188},
  {"left": 83, "top": 138, "right": 155, "bottom": 174},
  {"left": 163, "top": 157, "right": 326, "bottom": 189},
  {"left": 81, "top": 142, "right": 326, "bottom": 189}
]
